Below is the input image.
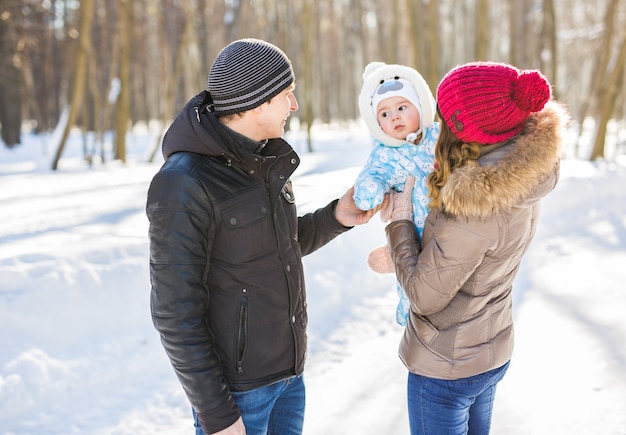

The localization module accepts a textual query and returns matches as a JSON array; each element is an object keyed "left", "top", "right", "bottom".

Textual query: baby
[{"left": 354, "top": 62, "right": 439, "bottom": 326}]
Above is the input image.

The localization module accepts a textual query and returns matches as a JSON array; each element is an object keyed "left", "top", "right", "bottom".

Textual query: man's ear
[{"left": 250, "top": 102, "right": 269, "bottom": 118}]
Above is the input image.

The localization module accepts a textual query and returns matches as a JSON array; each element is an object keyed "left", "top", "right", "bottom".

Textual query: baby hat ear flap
[
  {"left": 404, "top": 67, "right": 436, "bottom": 131},
  {"left": 359, "top": 62, "right": 403, "bottom": 146}
]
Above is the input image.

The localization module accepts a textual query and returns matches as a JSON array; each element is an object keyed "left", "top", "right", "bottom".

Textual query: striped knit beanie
[
  {"left": 208, "top": 39, "right": 295, "bottom": 116},
  {"left": 436, "top": 61, "right": 551, "bottom": 145}
]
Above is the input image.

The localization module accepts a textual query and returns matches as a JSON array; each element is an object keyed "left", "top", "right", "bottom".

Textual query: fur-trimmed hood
[{"left": 440, "top": 101, "right": 569, "bottom": 219}]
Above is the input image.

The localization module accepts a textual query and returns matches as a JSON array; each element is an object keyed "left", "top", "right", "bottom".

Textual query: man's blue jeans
[
  {"left": 407, "top": 361, "right": 510, "bottom": 435},
  {"left": 193, "top": 375, "right": 305, "bottom": 435}
]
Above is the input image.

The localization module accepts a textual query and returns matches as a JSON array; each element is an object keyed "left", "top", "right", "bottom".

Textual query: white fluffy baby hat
[{"left": 359, "top": 62, "right": 435, "bottom": 147}]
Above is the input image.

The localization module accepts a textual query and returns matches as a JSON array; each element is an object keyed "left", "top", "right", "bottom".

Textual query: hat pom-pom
[{"left": 513, "top": 70, "right": 551, "bottom": 113}]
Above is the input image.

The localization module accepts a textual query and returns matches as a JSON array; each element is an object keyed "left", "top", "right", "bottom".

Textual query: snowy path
[{"left": 1, "top": 129, "right": 626, "bottom": 434}]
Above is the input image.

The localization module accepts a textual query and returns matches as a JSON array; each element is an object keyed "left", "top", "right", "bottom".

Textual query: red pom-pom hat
[{"left": 436, "top": 61, "right": 551, "bottom": 145}]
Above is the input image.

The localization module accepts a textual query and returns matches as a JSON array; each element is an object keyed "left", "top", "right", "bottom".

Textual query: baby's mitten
[{"left": 367, "top": 245, "right": 395, "bottom": 274}]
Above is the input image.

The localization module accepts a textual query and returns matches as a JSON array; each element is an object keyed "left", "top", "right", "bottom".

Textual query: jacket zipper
[{"left": 236, "top": 295, "right": 249, "bottom": 375}]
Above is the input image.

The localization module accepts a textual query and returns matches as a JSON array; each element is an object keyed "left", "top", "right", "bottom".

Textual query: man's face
[{"left": 257, "top": 84, "right": 298, "bottom": 139}]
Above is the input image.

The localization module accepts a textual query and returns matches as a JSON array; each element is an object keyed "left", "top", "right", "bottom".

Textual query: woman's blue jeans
[
  {"left": 407, "top": 361, "right": 510, "bottom": 435},
  {"left": 193, "top": 375, "right": 305, "bottom": 435}
]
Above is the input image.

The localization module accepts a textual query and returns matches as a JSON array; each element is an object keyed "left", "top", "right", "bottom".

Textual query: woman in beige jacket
[{"left": 384, "top": 61, "right": 570, "bottom": 435}]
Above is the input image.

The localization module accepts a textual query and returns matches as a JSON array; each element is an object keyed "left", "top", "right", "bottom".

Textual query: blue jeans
[
  {"left": 193, "top": 375, "right": 305, "bottom": 435},
  {"left": 407, "top": 361, "right": 510, "bottom": 435}
]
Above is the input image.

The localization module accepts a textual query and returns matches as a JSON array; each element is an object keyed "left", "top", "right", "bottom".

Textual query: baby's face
[{"left": 376, "top": 96, "right": 421, "bottom": 141}]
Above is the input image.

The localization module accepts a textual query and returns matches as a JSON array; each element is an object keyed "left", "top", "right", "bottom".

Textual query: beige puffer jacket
[{"left": 386, "top": 102, "right": 568, "bottom": 380}]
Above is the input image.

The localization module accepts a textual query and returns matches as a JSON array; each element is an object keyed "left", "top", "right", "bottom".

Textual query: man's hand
[
  {"left": 335, "top": 186, "right": 389, "bottom": 227},
  {"left": 212, "top": 417, "right": 246, "bottom": 435}
]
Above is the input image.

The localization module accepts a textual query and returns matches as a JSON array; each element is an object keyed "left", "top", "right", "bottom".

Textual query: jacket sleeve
[
  {"left": 385, "top": 215, "right": 496, "bottom": 315},
  {"left": 353, "top": 146, "right": 399, "bottom": 211},
  {"left": 297, "top": 199, "right": 351, "bottom": 257},
  {"left": 147, "top": 168, "right": 240, "bottom": 434}
]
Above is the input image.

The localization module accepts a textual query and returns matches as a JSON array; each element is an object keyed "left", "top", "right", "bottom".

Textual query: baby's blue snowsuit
[{"left": 354, "top": 122, "right": 439, "bottom": 325}]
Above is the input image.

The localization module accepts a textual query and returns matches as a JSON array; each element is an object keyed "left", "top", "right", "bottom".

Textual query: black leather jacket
[{"left": 146, "top": 91, "right": 349, "bottom": 433}]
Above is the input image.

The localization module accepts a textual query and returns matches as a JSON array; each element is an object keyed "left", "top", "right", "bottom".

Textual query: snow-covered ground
[{"left": 1, "top": 122, "right": 625, "bottom": 434}]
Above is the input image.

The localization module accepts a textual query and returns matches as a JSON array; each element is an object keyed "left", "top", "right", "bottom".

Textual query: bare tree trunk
[
  {"left": 301, "top": 0, "right": 315, "bottom": 152},
  {"left": 425, "top": 0, "right": 439, "bottom": 93},
  {"left": 475, "top": 0, "right": 488, "bottom": 61},
  {"left": 576, "top": 0, "right": 619, "bottom": 157},
  {"left": 357, "top": 0, "right": 371, "bottom": 66},
  {"left": 98, "top": 1, "right": 121, "bottom": 163},
  {"left": 390, "top": 0, "right": 400, "bottom": 63},
  {"left": 148, "top": 0, "right": 196, "bottom": 163},
  {"left": 407, "top": 0, "right": 420, "bottom": 68},
  {"left": 540, "top": 0, "right": 557, "bottom": 92},
  {"left": 590, "top": 34, "right": 626, "bottom": 161},
  {"left": 0, "top": 63, "right": 22, "bottom": 147},
  {"left": 510, "top": 0, "right": 533, "bottom": 67},
  {"left": 51, "top": 0, "right": 94, "bottom": 170},
  {"left": 87, "top": 52, "right": 102, "bottom": 166},
  {"left": 181, "top": 2, "right": 202, "bottom": 101},
  {"left": 113, "top": 0, "right": 133, "bottom": 163},
  {"left": 225, "top": 0, "right": 242, "bottom": 41},
  {"left": 0, "top": 0, "right": 23, "bottom": 147}
]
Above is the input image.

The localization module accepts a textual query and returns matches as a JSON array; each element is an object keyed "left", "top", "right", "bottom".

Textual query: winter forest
[{"left": 1, "top": 0, "right": 625, "bottom": 164}]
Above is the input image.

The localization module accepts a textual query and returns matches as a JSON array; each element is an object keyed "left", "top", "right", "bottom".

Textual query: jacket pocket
[
  {"left": 411, "top": 314, "right": 454, "bottom": 363},
  {"left": 412, "top": 313, "right": 439, "bottom": 345},
  {"left": 217, "top": 194, "right": 274, "bottom": 263},
  {"left": 236, "top": 296, "right": 249, "bottom": 375}
]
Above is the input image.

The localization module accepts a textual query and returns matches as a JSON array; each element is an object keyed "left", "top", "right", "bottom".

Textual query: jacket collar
[
  {"left": 440, "top": 101, "right": 569, "bottom": 219},
  {"left": 162, "top": 91, "right": 297, "bottom": 171}
]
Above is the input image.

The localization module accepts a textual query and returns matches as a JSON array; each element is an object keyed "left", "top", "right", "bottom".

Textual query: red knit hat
[{"left": 436, "top": 61, "right": 551, "bottom": 145}]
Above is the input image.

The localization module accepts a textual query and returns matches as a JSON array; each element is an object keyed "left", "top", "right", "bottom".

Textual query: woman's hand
[{"left": 383, "top": 175, "right": 415, "bottom": 223}]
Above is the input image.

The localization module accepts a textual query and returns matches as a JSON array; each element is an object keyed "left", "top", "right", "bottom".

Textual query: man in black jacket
[{"left": 147, "top": 38, "right": 380, "bottom": 435}]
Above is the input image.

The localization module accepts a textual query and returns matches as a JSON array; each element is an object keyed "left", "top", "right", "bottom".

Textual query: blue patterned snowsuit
[{"left": 354, "top": 122, "right": 440, "bottom": 325}]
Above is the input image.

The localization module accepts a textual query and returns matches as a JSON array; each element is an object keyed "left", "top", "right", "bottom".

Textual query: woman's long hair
[{"left": 427, "top": 111, "right": 482, "bottom": 209}]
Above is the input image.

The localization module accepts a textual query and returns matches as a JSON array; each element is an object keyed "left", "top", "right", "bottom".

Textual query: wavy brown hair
[{"left": 427, "top": 111, "right": 482, "bottom": 209}]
